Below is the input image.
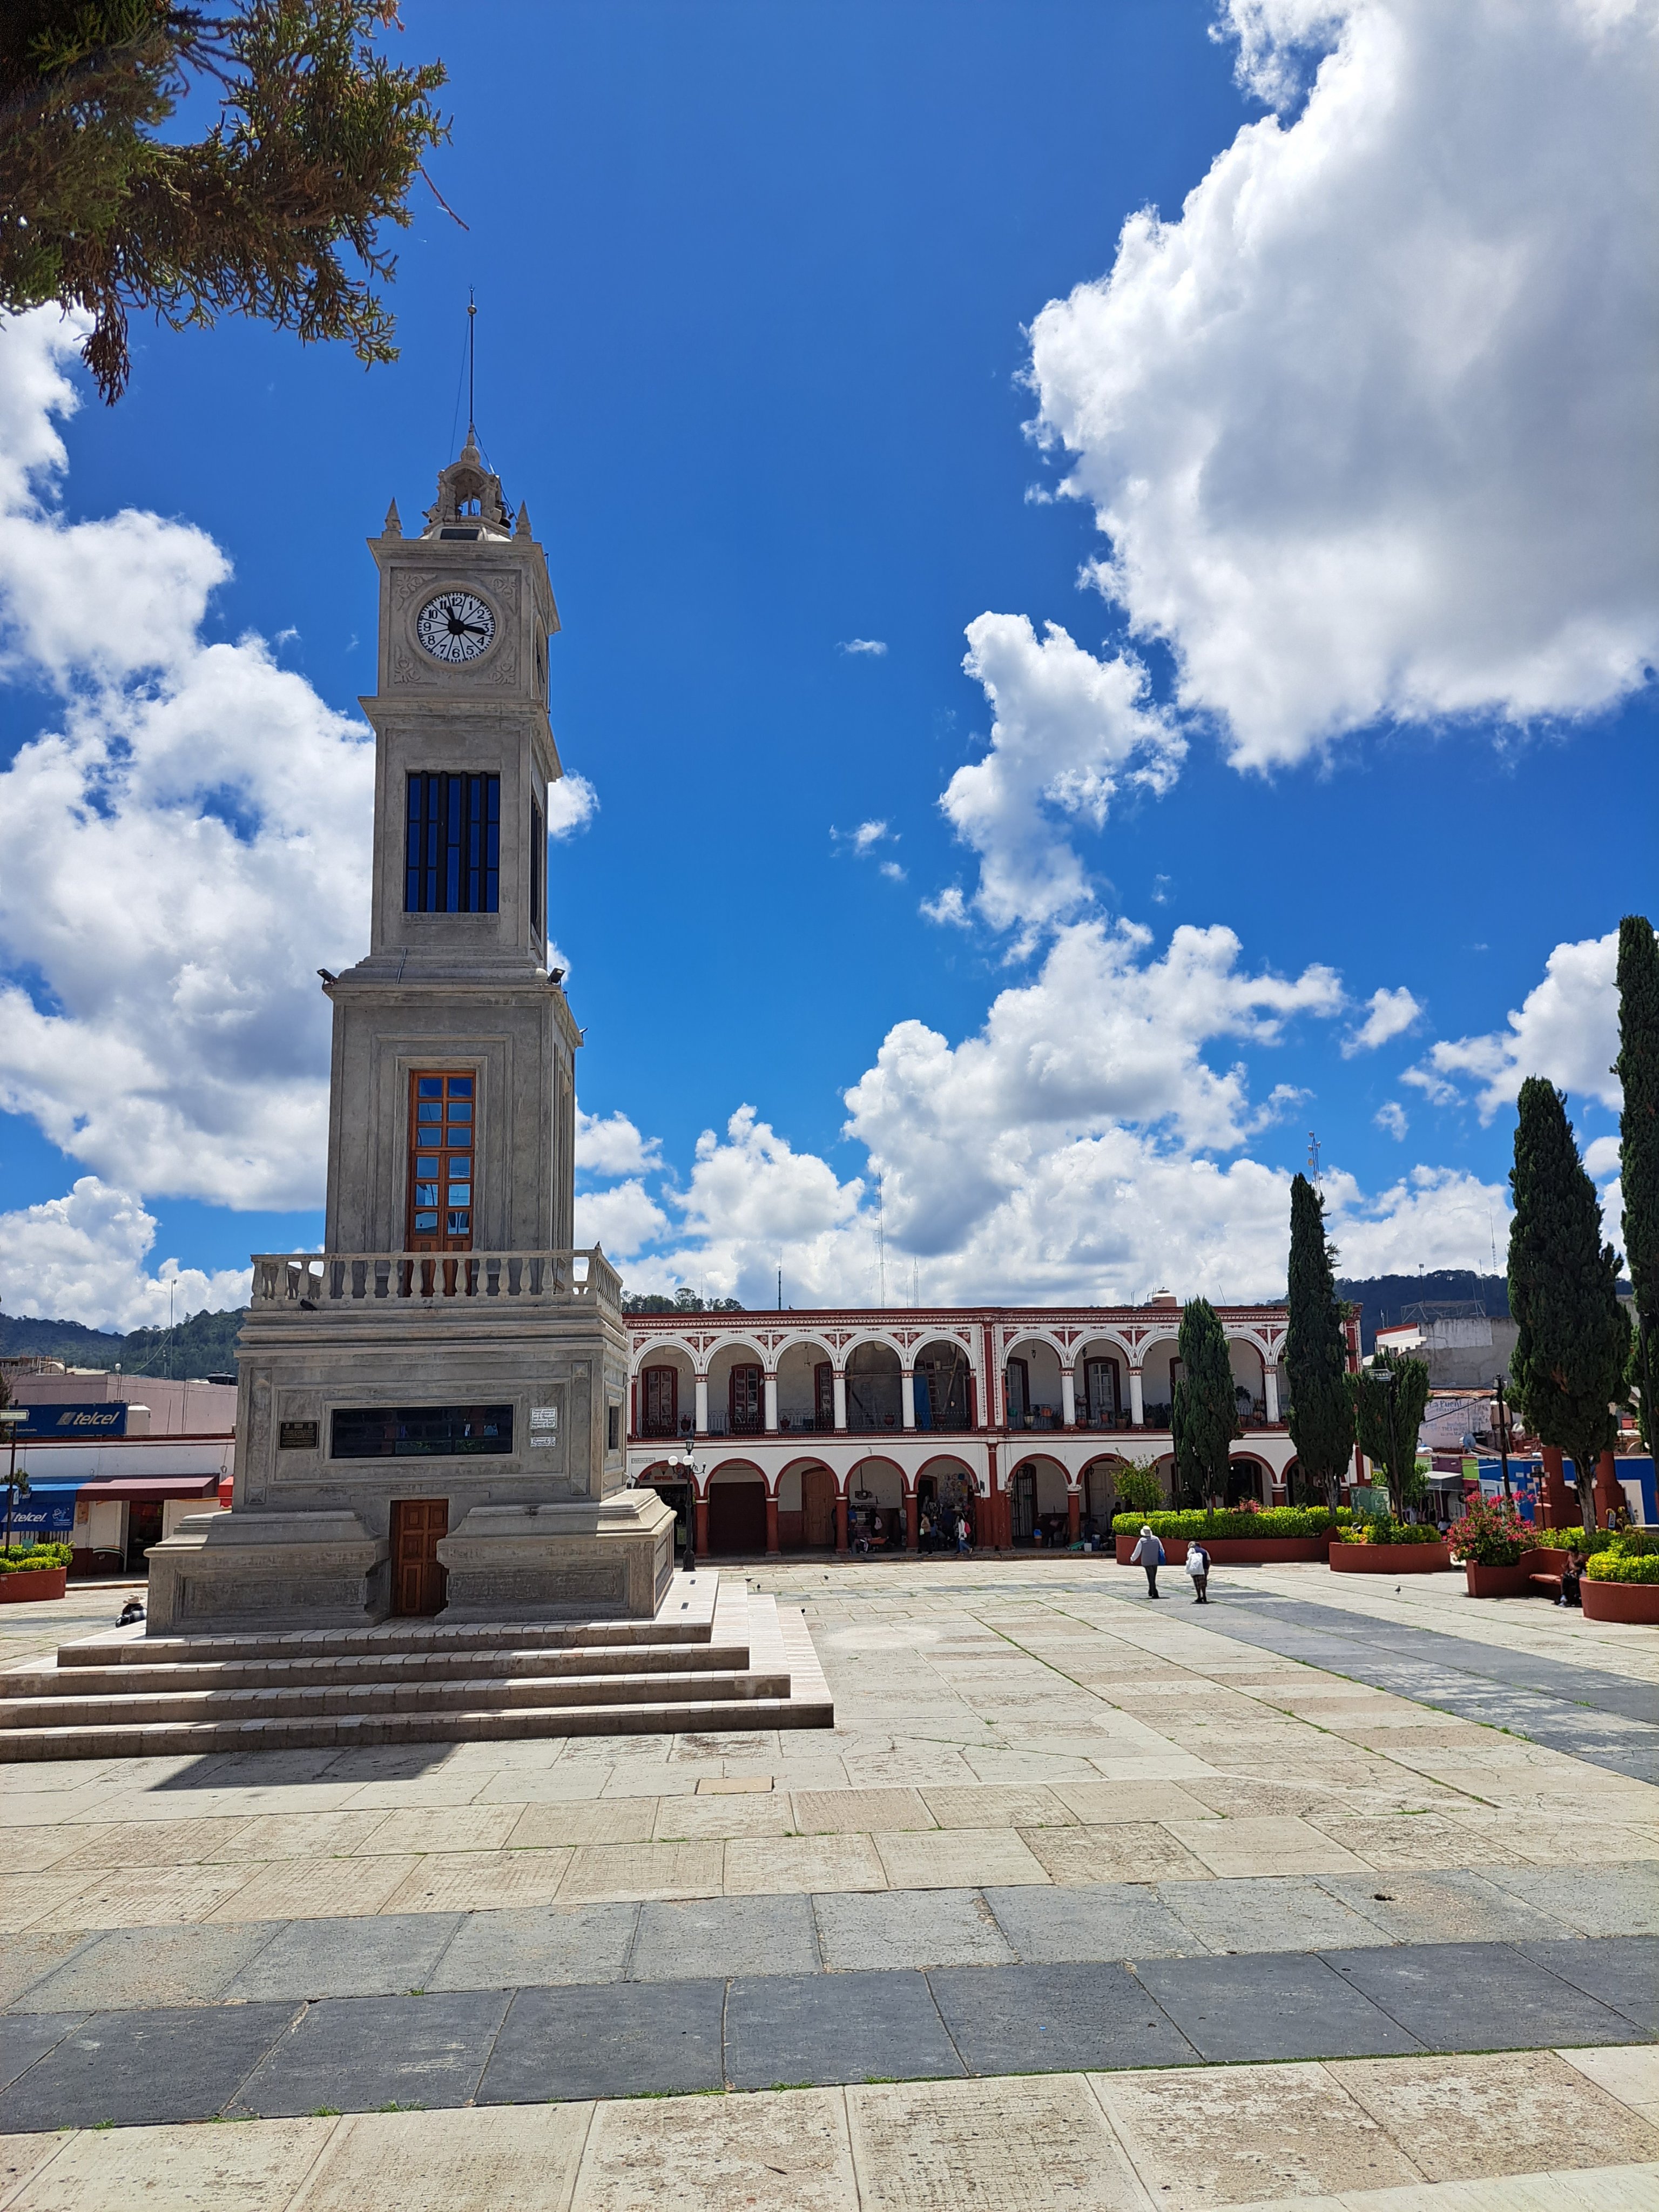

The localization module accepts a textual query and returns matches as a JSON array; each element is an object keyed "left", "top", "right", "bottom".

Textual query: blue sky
[{"left": 0, "top": 0, "right": 1654, "bottom": 1326}]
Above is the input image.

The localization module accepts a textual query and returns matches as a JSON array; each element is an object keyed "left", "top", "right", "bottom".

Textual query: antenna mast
[
  {"left": 467, "top": 289, "right": 476, "bottom": 434},
  {"left": 1306, "top": 1130, "right": 1322, "bottom": 1188}
]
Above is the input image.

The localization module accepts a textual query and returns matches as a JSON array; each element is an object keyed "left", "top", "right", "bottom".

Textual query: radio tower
[{"left": 1307, "top": 1130, "right": 1322, "bottom": 1188}]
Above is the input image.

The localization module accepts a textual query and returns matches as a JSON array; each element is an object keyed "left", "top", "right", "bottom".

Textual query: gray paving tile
[
  {"left": 0, "top": 2002, "right": 296, "bottom": 2130},
  {"left": 478, "top": 1979, "right": 725, "bottom": 2102},
  {"left": 222, "top": 1913, "right": 464, "bottom": 2001},
  {"left": 813, "top": 1888, "right": 1013, "bottom": 1972},
  {"left": 929, "top": 1961, "right": 1196, "bottom": 2074},
  {"left": 228, "top": 1990, "right": 510, "bottom": 2117},
  {"left": 0, "top": 1931, "right": 97, "bottom": 2012},
  {"left": 17, "top": 1921, "right": 281, "bottom": 2013},
  {"left": 0, "top": 2011, "right": 86, "bottom": 2094},
  {"left": 1162, "top": 1876, "right": 1392, "bottom": 1956},
  {"left": 631, "top": 1893, "right": 818, "bottom": 1980},
  {"left": 1324, "top": 1939, "right": 1647, "bottom": 2051},
  {"left": 1514, "top": 1936, "right": 1659, "bottom": 2034},
  {"left": 1486, "top": 1862, "right": 1659, "bottom": 1937},
  {"left": 1318, "top": 1870, "right": 1576, "bottom": 1947},
  {"left": 1133, "top": 1952, "right": 1424, "bottom": 2063},
  {"left": 725, "top": 1968, "right": 964, "bottom": 2092},
  {"left": 428, "top": 1903, "right": 638, "bottom": 1991},
  {"left": 984, "top": 1881, "right": 1200, "bottom": 1963}
]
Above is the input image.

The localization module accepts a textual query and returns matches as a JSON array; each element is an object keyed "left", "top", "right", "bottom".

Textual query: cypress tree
[
  {"left": 1508, "top": 1077, "right": 1630, "bottom": 1528},
  {"left": 1173, "top": 1297, "right": 1240, "bottom": 1513},
  {"left": 1347, "top": 1347, "right": 1431, "bottom": 1518},
  {"left": 1285, "top": 1173, "right": 1356, "bottom": 1505},
  {"left": 1617, "top": 916, "right": 1659, "bottom": 1453}
]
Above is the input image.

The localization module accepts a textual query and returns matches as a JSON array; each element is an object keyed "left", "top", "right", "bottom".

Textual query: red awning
[{"left": 72, "top": 1475, "right": 220, "bottom": 1503}]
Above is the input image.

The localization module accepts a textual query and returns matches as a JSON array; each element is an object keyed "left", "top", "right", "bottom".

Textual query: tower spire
[{"left": 467, "top": 288, "right": 476, "bottom": 441}]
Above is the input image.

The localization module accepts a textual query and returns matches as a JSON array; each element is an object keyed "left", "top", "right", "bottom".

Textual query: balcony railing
[{"left": 251, "top": 1247, "right": 622, "bottom": 1314}]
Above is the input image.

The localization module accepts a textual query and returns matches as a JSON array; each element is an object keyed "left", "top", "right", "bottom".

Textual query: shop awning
[{"left": 71, "top": 1475, "right": 220, "bottom": 1503}]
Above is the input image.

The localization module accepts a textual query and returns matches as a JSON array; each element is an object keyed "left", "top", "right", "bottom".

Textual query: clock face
[{"left": 416, "top": 590, "right": 496, "bottom": 664}]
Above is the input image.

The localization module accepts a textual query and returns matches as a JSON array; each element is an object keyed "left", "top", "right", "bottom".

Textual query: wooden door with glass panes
[{"left": 407, "top": 1072, "right": 476, "bottom": 1251}]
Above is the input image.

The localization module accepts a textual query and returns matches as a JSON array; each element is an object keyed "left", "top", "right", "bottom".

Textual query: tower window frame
[
  {"left": 405, "top": 772, "right": 500, "bottom": 914},
  {"left": 530, "top": 793, "right": 545, "bottom": 938}
]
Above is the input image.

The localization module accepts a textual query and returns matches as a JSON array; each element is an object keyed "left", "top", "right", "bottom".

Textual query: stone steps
[
  {"left": 0, "top": 1574, "right": 834, "bottom": 1759},
  {"left": 9, "top": 1641, "right": 756, "bottom": 1699}
]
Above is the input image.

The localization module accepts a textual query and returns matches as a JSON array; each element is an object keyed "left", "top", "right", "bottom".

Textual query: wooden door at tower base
[
  {"left": 801, "top": 1466, "right": 836, "bottom": 1549},
  {"left": 706, "top": 1480, "right": 767, "bottom": 1555},
  {"left": 390, "top": 1498, "right": 449, "bottom": 1615}
]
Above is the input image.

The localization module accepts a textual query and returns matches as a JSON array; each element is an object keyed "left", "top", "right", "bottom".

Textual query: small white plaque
[{"left": 530, "top": 1404, "right": 559, "bottom": 1446}]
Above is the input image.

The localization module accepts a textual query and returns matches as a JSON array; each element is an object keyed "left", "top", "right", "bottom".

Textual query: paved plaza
[{"left": 2, "top": 1558, "right": 1656, "bottom": 2207}]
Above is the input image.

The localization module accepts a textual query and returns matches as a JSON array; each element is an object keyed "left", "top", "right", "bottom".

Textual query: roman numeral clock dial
[{"left": 416, "top": 590, "right": 496, "bottom": 663}]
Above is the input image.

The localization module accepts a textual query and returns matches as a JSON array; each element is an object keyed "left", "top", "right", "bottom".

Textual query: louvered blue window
[{"left": 405, "top": 773, "right": 500, "bottom": 913}]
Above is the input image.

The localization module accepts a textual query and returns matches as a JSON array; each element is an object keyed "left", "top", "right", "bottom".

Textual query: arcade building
[{"left": 624, "top": 1297, "right": 1361, "bottom": 1556}]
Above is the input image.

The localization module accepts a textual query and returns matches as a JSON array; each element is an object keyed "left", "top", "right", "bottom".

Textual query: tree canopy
[
  {"left": 1347, "top": 1346, "right": 1429, "bottom": 1517},
  {"left": 1508, "top": 1076, "right": 1630, "bottom": 1526},
  {"left": 1284, "top": 1172, "right": 1356, "bottom": 1503},
  {"left": 0, "top": 2, "right": 447, "bottom": 400},
  {"left": 1618, "top": 915, "right": 1659, "bottom": 1452},
  {"left": 1172, "top": 1296, "right": 1239, "bottom": 1512}
]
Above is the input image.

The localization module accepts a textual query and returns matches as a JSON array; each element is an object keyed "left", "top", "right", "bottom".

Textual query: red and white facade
[{"left": 626, "top": 1299, "right": 1360, "bottom": 1556}]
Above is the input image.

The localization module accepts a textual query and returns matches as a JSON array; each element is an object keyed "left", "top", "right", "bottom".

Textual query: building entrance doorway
[
  {"left": 390, "top": 1498, "right": 449, "bottom": 1614},
  {"left": 801, "top": 1466, "right": 836, "bottom": 1549},
  {"left": 707, "top": 1478, "right": 766, "bottom": 1555},
  {"left": 1011, "top": 1465, "right": 1036, "bottom": 1542}
]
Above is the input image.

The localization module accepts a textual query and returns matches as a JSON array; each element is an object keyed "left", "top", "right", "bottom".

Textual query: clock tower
[{"left": 146, "top": 435, "right": 675, "bottom": 1635}]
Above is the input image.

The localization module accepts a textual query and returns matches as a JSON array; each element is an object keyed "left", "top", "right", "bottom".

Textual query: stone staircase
[{"left": 0, "top": 1573, "right": 833, "bottom": 1761}]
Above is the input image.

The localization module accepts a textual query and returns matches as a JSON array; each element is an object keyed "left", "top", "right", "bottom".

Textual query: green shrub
[
  {"left": 1539, "top": 1527, "right": 1618, "bottom": 1557},
  {"left": 1585, "top": 1550, "right": 1659, "bottom": 1583},
  {"left": 1110, "top": 1507, "right": 1350, "bottom": 1540},
  {"left": 1609, "top": 1528, "right": 1659, "bottom": 1557},
  {"left": 0, "top": 1542, "right": 72, "bottom": 1573},
  {"left": 1112, "top": 1465, "right": 1166, "bottom": 1518},
  {"left": 1338, "top": 1518, "right": 1442, "bottom": 1546}
]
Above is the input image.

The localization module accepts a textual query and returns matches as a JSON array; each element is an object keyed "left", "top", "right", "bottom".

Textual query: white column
[
  {"left": 833, "top": 1373, "right": 848, "bottom": 1432},
  {"left": 694, "top": 1376, "right": 710, "bottom": 1436},
  {"left": 764, "top": 1374, "right": 779, "bottom": 1432},
  {"left": 1129, "top": 1368, "right": 1145, "bottom": 1427},
  {"left": 1061, "top": 1369, "right": 1076, "bottom": 1427},
  {"left": 901, "top": 1371, "right": 916, "bottom": 1430},
  {"left": 1264, "top": 1366, "right": 1280, "bottom": 1424}
]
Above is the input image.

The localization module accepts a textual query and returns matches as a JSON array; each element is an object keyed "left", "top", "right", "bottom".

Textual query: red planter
[
  {"left": 1463, "top": 1562, "right": 1533, "bottom": 1599},
  {"left": 1581, "top": 1577, "right": 1659, "bottom": 1625},
  {"left": 1116, "top": 1535, "right": 1331, "bottom": 1566},
  {"left": 1330, "top": 1541, "right": 1453, "bottom": 1575},
  {"left": 0, "top": 1567, "right": 69, "bottom": 1603}
]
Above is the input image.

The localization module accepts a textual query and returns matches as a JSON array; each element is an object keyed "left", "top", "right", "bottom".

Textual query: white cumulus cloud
[
  {"left": 839, "top": 638, "right": 887, "bottom": 656},
  {"left": 0, "top": 1178, "right": 251, "bottom": 1332},
  {"left": 1023, "top": 0, "right": 1659, "bottom": 765},
  {"left": 1406, "top": 929, "right": 1621, "bottom": 1120},
  {"left": 1343, "top": 986, "right": 1422, "bottom": 1056},
  {"left": 1374, "top": 1101, "right": 1408, "bottom": 1140},
  {"left": 940, "top": 613, "right": 1182, "bottom": 940},
  {"left": 575, "top": 1108, "right": 661, "bottom": 1179}
]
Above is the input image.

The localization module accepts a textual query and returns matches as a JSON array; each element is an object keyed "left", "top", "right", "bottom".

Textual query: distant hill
[{"left": 0, "top": 1306, "right": 248, "bottom": 1379}]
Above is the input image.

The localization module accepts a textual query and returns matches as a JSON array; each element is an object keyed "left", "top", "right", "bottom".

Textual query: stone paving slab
[
  {"left": 1326, "top": 1939, "right": 1648, "bottom": 2052},
  {"left": 228, "top": 1989, "right": 512, "bottom": 2118},
  {"left": 723, "top": 1968, "right": 963, "bottom": 2092},
  {"left": 630, "top": 1892, "right": 819, "bottom": 1980},
  {"left": 1134, "top": 1952, "right": 1427, "bottom": 2064},
  {"left": 0, "top": 2050, "right": 1655, "bottom": 2210},
  {"left": 221, "top": 1911, "right": 464, "bottom": 2002},
  {"left": 0, "top": 1937, "right": 1651, "bottom": 2128}
]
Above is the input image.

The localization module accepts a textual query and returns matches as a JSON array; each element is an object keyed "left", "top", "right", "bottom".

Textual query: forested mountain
[{"left": 0, "top": 1307, "right": 247, "bottom": 1378}]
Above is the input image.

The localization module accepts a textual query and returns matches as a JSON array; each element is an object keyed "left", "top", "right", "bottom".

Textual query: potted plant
[
  {"left": 1581, "top": 1533, "right": 1659, "bottom": 1624},
  {"left": 1448, "top": 1497, "right": 1533, "bottom": 1597},
  {"left": 0, "top": 1541, "right": 72, "bottom": 1603}
]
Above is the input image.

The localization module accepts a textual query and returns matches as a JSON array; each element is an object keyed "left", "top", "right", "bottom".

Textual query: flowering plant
[{"left": 1447, "top": 1497, "right": 1530, "bottom": 1566}]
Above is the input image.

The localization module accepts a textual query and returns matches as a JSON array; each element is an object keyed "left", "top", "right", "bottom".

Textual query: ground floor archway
[{"left": 706, "top": 1463, "right": 767, "bottom": 1555}]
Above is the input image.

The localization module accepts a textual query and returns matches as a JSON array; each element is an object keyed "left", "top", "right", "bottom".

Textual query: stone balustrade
[{"left": 249, "top": 1247, "right": 622, "bottom": 1313}]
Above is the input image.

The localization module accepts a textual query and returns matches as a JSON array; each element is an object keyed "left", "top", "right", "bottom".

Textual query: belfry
[{"left": 146, "top": 435, "right": 676, "bottom": 1631}]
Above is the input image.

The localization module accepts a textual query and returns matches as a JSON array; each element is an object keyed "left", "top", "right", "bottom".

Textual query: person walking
[
  {"left": 1130, "top": 1523, "right": 1164, "bottom": 1597},
  {"left": 1186, "top": 1538, "right": 1211, "bottom": 1604}
]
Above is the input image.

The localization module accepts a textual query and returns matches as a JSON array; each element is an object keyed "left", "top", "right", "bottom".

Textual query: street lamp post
[
  {"left": 1493, "top": 1373, "right": 1513, "bottom": 1504},
  {"left": 1, "top": 1409, "right": 28, "bottom": 1550}
]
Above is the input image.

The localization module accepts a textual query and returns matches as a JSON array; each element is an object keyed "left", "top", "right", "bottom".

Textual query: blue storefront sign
[
  {"left": 11, "top": 1402, "right": 128, "bottom": 1439},
  {"left": 3, "top": 1480, "right": 81, "bottom": 1540}
]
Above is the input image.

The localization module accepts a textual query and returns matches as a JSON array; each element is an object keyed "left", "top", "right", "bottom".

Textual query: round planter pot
[
  {"left": 1581, "top": 1577, "right": 1659, "bottom": 1626},
  {"left": 1330, "top": 1542, "right": 1453, "bottom": 1575},
  {"left": 1463, "top": 1561, "right": 1534, "bottom": 1599},
  {"left": 0, "top": 1567, "right": 69, "bottom": 1603}
]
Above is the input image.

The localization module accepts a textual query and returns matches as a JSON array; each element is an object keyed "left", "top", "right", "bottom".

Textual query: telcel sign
[{"left": 13, "top": 1403, "right": 129, "bottom": 1439}]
